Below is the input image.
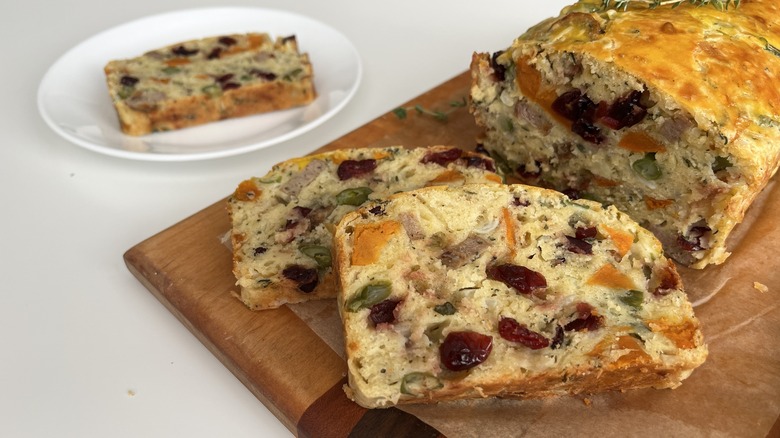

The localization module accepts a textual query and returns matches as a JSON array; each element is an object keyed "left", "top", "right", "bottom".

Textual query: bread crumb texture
[{"left": 335, "top": 184, "right": 707, "bottom": 408}]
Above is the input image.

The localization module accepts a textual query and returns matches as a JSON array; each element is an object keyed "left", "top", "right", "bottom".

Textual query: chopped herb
[
  {"left": 391, "top": 96, "right": 467, "bottom": 122},
  {"left": 712, "top": 156, "right": 732, "bottom": 172},
  {"left": 600, "top": 0, "right": 740, "bottom": 11},
  {"left": 501, "top": 117, "right": 515, "bottom": 133},
  {"left": 162, "top": 66, "right": 181, "bottom": 75},
  {"left": 392, "top": 107, "right": 408, "bottom": 119},
  {"left": 433, "top": 302, "right": 456, "bottom": 315},
  {"left": 766, "top": 42, "right": 780, "bottom": 58}
]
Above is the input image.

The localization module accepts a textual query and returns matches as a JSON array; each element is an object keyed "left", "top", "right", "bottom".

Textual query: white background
[{"left": 1, "top": 1, "right": 569, "bottom": 436}]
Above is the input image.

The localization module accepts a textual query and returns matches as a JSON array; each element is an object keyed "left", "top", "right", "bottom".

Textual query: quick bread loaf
[
  {"left": 334, "top": 184, "right": 707, "bottom": 409},
  {"left": 228, "top": 146, "right": 502, "bottom": 310},
  {"left": 469, "top": 0, "right": 780, "bottom": 268},
  {"left": 104, "top": 33, "right": 316, "bottom": 135}
]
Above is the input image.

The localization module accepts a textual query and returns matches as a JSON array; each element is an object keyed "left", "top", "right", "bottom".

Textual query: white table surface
[{"left": 1, "top": 1, "right": 570, "bottom": 436}]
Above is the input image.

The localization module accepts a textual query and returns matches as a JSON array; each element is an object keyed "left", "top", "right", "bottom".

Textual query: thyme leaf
[
  {"left": 392, "top": 107, "right": 408, "bottom": 119},
  {"left": 600, "top": 0, "right": 740, "bottom": 11},
  {"left": 392, "top": 97, "right": 467, "bottom": 122},
  {"left": 764, "top": 41, "right": 780, "bottom": 58}
]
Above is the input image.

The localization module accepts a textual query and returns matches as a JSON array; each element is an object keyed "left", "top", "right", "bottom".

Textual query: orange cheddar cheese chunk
[
  {"left": 351, "top": 220, "right": 402, "bottom": 266},
  {"left": 587, "top": 264, "right": 636, "bottom": 290},
  {"left": 618, "top": 131, "right": 667, "bottom": 153},
  {"left": 233, "top": 180, "right": 262, "bottom": 202},
  {"left": 601, "top": 225, "right": 634, "bottom": 257}
]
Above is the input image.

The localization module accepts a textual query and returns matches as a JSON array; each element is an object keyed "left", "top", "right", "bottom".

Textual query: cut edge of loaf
[{"left": 334, "top": 184, "right": 707, "bottom": 409}]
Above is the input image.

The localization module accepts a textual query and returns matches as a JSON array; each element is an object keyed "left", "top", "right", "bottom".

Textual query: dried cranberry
[
  {"left": 218, "top": 36, "right": 237, "bottom": 46},
  {"left": 282, "top": 265, "right": 318, "bottom": 293},
  {"left": 221, "top": 82, "right": 241, "bottom": 91},
  {"left": 565, "top": 236, "right": 593, "bottom": 255},
  {"left": 421, "top": 148, "right": 463, "bottom": 166},
  {"left": 439, "top": 331, "right": 493, "bottom": 371},
  {"left": 677, "top": 226, "right": 711, "bottom": 251},
  {"left": 120, "top": 75, "right": 139, "bottom": 86},
  {"left": 207, "top": 48, "right": 222, "bottom": 59},
  {"left": 171, "top": 45, "right": 199, "bottom": 56},
  {"left": 368, "top": 205, "right": 385, "bottom": 215},
  {"left": 463, "top": 156, "right": 496, "bottom": 172},
  {"left": 550, "top": 325, "right": 564, "bottom": 349},
  {"left": 571, "top": 118, "right": 604, "bottom": 144},
  {"left": 517, "top": 162, "right": 541, "bottom": 179},
  {"left": 369, "top": 299, "right": 400, "bottom": 325},
  {"left": 498, "top": 317, "right": 550, "bottom": 349},
  {"left": 603, "top": 90, "right": 647, "bottom": 129},
  {"left": 216, "top": 73, "right": 234, "bottom": 83},
  {"left": 250, "top": 69, "right": 277, "bottom": 81},
  {"left": 253, "top": 246, "right": 268, "bottom": 255},
  {"left": 490, "top": 51, "right": 506, "bottom": 82},
  {"left": 564, "top": 303, "right": 604, "bottom": 332},
  {"left": 486, "top": 264, "right": 547, "bottom": 294},
  {"left": 575, "top": 227, "right": 598, "bottom": 239},
  {"left": 653, "top": 266, "right": 681, "bottom": 296},
  {"left": 562, "top": 188, "right": 581, "bottom": 200},
  {"left": 513, "top": 196, "right": 530, "bottom": 207},
  {"left": 337, "top": 159, "right": 377, "bottom": 180},
  {"left": 552, "top": 90, "right": 596, "bottom": 122}
]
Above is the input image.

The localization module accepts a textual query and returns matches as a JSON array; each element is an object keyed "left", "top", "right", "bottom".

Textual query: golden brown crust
[
  {"left": 470, "top": 1, "right": 780, "bottom": 268},
  {"left": 527, "top": 0, "right": 780, "bottom": 195}
]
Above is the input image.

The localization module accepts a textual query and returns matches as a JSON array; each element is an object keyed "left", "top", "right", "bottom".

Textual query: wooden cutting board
[
  {"left": 124, "top": 72, "right": 476, "bottom": 438},
  {"left": 124, "top": 71, "right": 780, "bottom": 437}
]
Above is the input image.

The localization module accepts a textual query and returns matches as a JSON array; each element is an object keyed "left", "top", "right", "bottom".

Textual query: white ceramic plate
[{"left": 37, "top": 7, "right": 362, "bottom": 161}]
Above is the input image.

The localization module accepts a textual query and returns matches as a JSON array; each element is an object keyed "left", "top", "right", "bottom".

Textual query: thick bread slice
[
  {"left": 228, "top": 146, "right": 502, "bottom": 310},
  {"left": 104, "top": 33, "right": 315, "bottom": 135},
  {"left": 469, "top": 0, "right": 780, "bottom": 268},
  {"left": 334, "top": 184, "right": 707, "bottom": 409}
]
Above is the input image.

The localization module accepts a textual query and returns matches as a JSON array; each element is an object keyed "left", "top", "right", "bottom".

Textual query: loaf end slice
[{"left": 228, "top": 146, "right": 502, "bottom": 310}]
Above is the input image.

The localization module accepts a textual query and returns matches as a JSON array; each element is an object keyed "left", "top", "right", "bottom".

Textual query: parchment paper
[{"left": 289, "top": 179, "right": 780, "bottom": 437}]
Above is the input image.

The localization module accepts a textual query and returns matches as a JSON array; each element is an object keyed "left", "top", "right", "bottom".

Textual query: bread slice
[
  {"left": 104, "top": 33, "right": 315, "bottom": 135},
  {"left": 469, "top": 1, "right": 780, "bottom": 268},
  {"left": 334, "top": 183, "right": 707, "bottom": 409},
  {"left": 228, "top": 146, "right": 502, "bottom": 310}
]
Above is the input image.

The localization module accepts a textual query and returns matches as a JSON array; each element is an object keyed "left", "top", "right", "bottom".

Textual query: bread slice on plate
[
  {"left": 469, "top": 0, "right": 780, "bottom": 268},
  {"left": 104, "top": 33, "right": 315, "bottom": 135},
  {"left": 228, "top": 146, "right": 502, "bottom": 310},
  {"left": 334, "top": 183, "right": 707, "bottom": 408}
]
